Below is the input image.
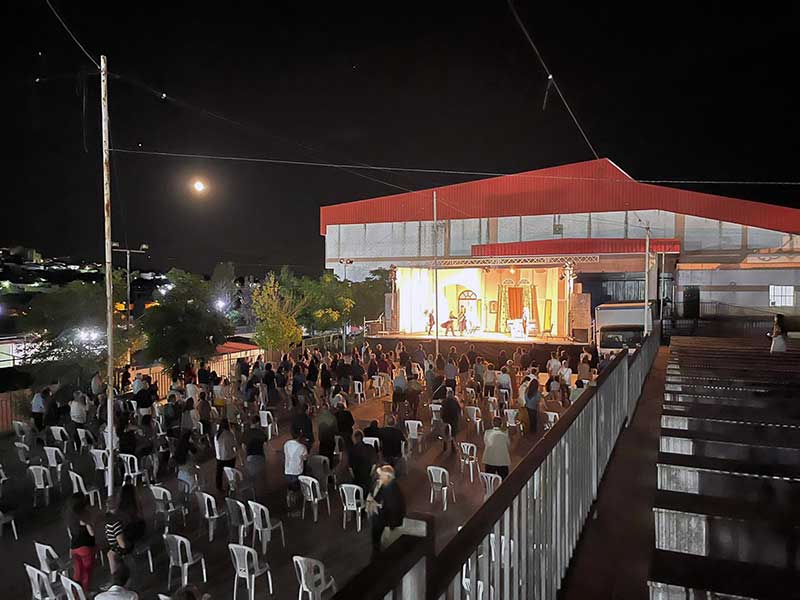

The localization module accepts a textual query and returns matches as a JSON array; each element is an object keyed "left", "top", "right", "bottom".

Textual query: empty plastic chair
[
  {"left": 60, "top": 574, "right": 86, "bottom": 600},
  {"left": 163, "top": 533, "right": 207, "bottom": 590},
  {"left": 35, "top": 542, "right": 71, "bottom": 583},
  {"left": 28, "top": 465, "right": 54, "bottom": 507},
  {"left": 308, "top": 455, "right": 332, "bottom": 489},
  {"left": 89, "top": 449, "right": 110, "bottom": 488},
  {"left": 479, "top": 472, "right": 502, "bottom": 499},
  {"left": 150, "top": 484, "right": 187, "bottom": 532},
  {"left": 68, "top": 471, "right": 102, "bottom": 508},
  {"left": 544, "top": 411, "right": 560, "bottom": 430},
  {"left": 0, "top": 463, "right": 7, "bottom": 499},
  {"left": 466, "top": 387, "right": 477, "bottom": 403},
  {"left": 352, "top": 380, "right": 365, "bottom": 404},
  {"left": 49, "top": 426, "right": 71, "bottom": 454},
  {"left": 224, "top": 466, "right": 255, "bottom": 500},
  {"left": 333, "top": 436, "right": 346, "bottom": 464},
  {"left": 229, "top": 543, "right": 273, "bottom": 600},
  {"left": 25, "top": 563, "right": 64, "bottom": 600},
  {"left": 293, "top": 555, "right": 336, "bottom": 600},
  {"left": 12, "top": 420, "right": 31, "bottom": 443},
  {"left": 459, "top": 442, "right": 479, "bottom": 483},
  {"left": 338, "top": 484, "right": 366, "bottom": 532},
  {"left": 486, "top": 397, "right": 498, "bottom": 419},
  {"left": 498, "top": 388, "right": 510, "bottom": 407},
  {"left": 43, "top": 446, "right": 69, "bottom": 486},
  {"left": 225, "top": 497, "right": 254, "bottom": 545},
  {"left": 430, "top": 404, "right": 443, "bottom": 426},
  {"left": 75, "top": 429, "right": 95, "bottom": 454},
  {"left": 465, "top": 406, "right": 483, "bottom": 436},
  {"left": 0, "top": 509, "right": 18, "bottom": 540},
  {"left": 427, "top": 466, "right": 455, "bottom": 511},
  {"left": 15, "top": 441, "right": 32, "bottom": 465},
  {"left": 298, "top": 475, "right": 331, "bottom": 522},
  {"left": 248, "top": 500, "right": 285, "bottom": 554},
  {"left": 371, "top": 375, "right": 384, "bottom": 398},
  {"left": 258, "top": 410, "right": 279, "bottom": 440},
  {"left": 405, "top": 420, "right": 424, "bottom": 452},
  {"left": 504, "top": 409, "right": 523, "bottom": 434},
  {"left": 196, "top": 491, "right": 226, "bottom": 542},
  {"left": 362, "top": 437, "right": 381, "bottom": 453},
  {"left": 119, "top": 453, "right": 148, "bottom": 485}
]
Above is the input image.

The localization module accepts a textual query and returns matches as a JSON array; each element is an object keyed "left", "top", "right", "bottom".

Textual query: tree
[
  {"left": 277, "top": 268, "right": 354, "bottom": 333},
  {"left": 210, "top": 261, "right": 237, "bottom": 314},
  {"left": 19, "top": 270, "right": 143, "bottom": 385},
  {"left": 349, "top": 269, "right": 391, "bottom": 323},
  {"left": 252, "top": 272, "right": 307, "bottom": 351},
  {"left": 139, "top": 268, "right": 233, "bottom": 369}
]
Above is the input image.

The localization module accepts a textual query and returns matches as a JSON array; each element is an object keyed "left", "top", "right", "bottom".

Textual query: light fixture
[{"left": 215, "top": 299, "right": 226, "bottom": 312}]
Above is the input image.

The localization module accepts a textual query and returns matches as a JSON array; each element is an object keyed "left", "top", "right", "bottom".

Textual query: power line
[
  {"left": 44, "top": 0, "right": 100, "bottom": 69},
  {"left": 111, "top": 147, "right": 800, "bottom": 186},
  {"left": 506, "top": 0, "right": 599, "bottom": 159}
]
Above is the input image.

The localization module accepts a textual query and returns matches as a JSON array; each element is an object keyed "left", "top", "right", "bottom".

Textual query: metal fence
[{"left": 334, "top": 330, "right": 660, "bottom": 600}]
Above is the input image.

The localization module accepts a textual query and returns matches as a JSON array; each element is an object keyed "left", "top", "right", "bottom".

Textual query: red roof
[
  {"left": 472, "top": 238, "right": 681, "bottom": 257},
  {"left": 319, "top": 158, "right": 800, "bottom": 235},
  {"left": 215, "top": 341, "right": 260, "bottom": 355}
]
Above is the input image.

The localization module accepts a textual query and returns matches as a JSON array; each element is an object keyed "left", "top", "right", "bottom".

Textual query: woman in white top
[
  {"left": 768, "top": 314, "right": 788, "bottom": 354},
  {"left": 70, "top": 392, "right": 88, "bottom": 426},
  {"left": 559, "top": 360, "right": 573, "bottom": 390}
]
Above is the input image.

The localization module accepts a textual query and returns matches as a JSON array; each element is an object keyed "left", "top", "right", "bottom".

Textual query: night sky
[{"left": 5, "top": 3, "right": 799, "bottom": 277}]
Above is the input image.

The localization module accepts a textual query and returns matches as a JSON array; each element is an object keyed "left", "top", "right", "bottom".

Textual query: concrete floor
[{"left": 0, "top": 387, "right": 541, "bottom": 599}]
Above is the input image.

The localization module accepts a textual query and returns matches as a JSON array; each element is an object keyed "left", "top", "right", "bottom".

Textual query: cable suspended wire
[
  {"left": 44, "top": 0, "right": 100, "bottom": 69},
  {"left": 110, "top": 147, "right": 800, "bottom": 186},
  {"left": 506, "top": 0, "right": 599, "bottom": 159}
]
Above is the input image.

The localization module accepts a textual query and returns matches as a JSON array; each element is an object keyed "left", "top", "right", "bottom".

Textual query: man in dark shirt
[
  {"left": 349, "top": 430, "right": 377, "bottom": 494},
  {"left": 380, "top": 417, "right": 406, "bottom": 468},
  {"left": 521, "top": 347, "right": 533, "bottom": 370},
  {"left": 335, "top": 402, "right": 355, "bottom": 447},
  {"left": 243, "top": 415, "right": 268, "bottom": 480},
  {"left": 291, "top": 404, "right": 314, "bottom": 449},
  {"left": 440, "top": 390, "right": 462, "bottom": 452},
  {"left": 466, "top": 344, "right": 478, "bottom": 366},
  {"left": 412, "top": 344, "right": 427, "bottom": 369},
  {"left": 363, "top": 419, "right": 382, "bottom": 441},
  {"left": 351, "top": 359, "right": 365, "bottom": 384},
  {"left": 369, "top": 465, "right": 406, "bottom": 556},
  {"left": 197, "top": 361, "right": 211, "bottom": 387}
]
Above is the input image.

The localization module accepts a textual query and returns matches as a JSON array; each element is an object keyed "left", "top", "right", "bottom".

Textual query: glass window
[{"left": 769, "top": 285, "right": 795, "bottom": 307}]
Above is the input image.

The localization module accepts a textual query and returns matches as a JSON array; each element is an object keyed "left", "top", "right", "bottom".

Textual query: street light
[
  {"left": 338, "top": 259, "right": 354, "bottom": 352},
  {"left": 215, "top": 298, "right": 226, "bottom": 312},
  {"left": 112, "top": 242, "right": 149, "bottom": 331}
]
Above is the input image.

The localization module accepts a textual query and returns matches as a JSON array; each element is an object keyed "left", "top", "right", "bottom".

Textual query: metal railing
[{"left": 334, "top": 331, "right": 660, "bottom": 600}]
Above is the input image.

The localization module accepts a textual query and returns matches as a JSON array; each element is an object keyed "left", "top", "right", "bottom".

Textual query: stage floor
[{"left": 368, "top": 330, "right": 583, "bottom": 346}]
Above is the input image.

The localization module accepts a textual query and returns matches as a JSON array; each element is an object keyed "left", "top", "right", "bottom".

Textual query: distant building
[{"left": 320, "top": 159, "right": 799, "bottom": 339}]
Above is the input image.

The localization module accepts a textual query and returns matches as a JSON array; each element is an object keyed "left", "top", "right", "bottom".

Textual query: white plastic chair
[
  {"left": 338, "top": 484, "right": 366, "bottom": 532},
  {"left": 28, "top": 465, "right": 54, "bottom": 507},
  {"left": 248, "top": 500, "right": 285, "bottom": 554},
  {"left": 459, "top": 442, "right": 479, "bottom": 483},
  {"left": 0, "top": 509, "right": 19, "bottom": 540},
  {"left": 150, "top": 485, "right": 187, "bottom": 531},
  {"left": 35, "top": 542, "right": 71, "bottom": 583},
  {"left": 60, "top": 575, "right": 86, "bottom": 600},
  {"left": 371, "top": 375, "right": 384, "bottom": 398},
  {"left": 68, "top": 471, "right": 102, "bottom": 508},
  {"left": 229, "top": 543, "right": 273, "bottom": 600},
  {"left": 15, "top": 441, "right": 32, "bottom": 465},
  {"left": 225, "top": 497, "right": 254, "bottom": 544},
  {"left": 197, "top": 491, "right": 226, "bottom": 542},
  {"left": 430, "top": 404, "right": 442, "bottom": 426},
  {"left": 504, "top": 409, "right": 523, "bottom": 434},
  {"left": 75, "top": 429, "right": 95, "bottom": 454},
  {"left": 427, "top": 466, "right": 455, "bottom": 511},
  {"left": 333, "top": 435, "right": 346, "bottom": 464},
  {"left": 405, "top": 420, "right": 424, "bottom": 452},
  {"left": 13, "top": 420, "right": 31, "bottom": 443},
  {"left": 25, "top": 563, "right": 65, "bottom": 600},
  {"left": 49, "top": 426, "right": 71, "bottom": 454},
  {"left": 89, "top": 449, "right": 110, "bottom": 488},
  {"left": 352, "top": 380, "right": 365, "bottom": 404},
  {"left": 119, "top": 453, "right": 148, "bottom": 485},
  {"left": 308, "top": 455, "right": 333, "bottom": 489},
  {"left": 465, "top": 406, "right": 483, "bottom": 436},
  {"left": 544, "top": 411, "right": 560, "bottom": 430},
  {"left": 479, "top": 472, "right": 502, "bottom": 499},
  {"left": 362, "top": 437, "right": 381, "bottom": 453},
  {"left": 164, "top": 533, "right": 207, "bottom": 590},
  {"left": 293, "top": 555, "right": 336, "bottom": 600},
  {"left": 43, "top": 447, "right": 69, "bottom": 486},
  {"left": 466, "top": 387, "right": 477, "bottom": 403},
  {"left": 259, "top": 410, "right": 279, "bottom": 440},
  {"left": 298, "top": 475, "right": 331, "bottom": 522},
  {"left": 486, "top": 396, "right": 498, "bottom": 419},
  {"left": 499, "top": 388, "right": 510, "bottom": 407},
  {"left": 0, "top": 463, "right": 8, "bottom": 499},
  {"left": 224, "top": 466, "right": 255, "bottom": 500}
]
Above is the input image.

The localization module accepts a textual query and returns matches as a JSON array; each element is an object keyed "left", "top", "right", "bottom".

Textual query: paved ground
[
  {"left": 561, "top": 347, "right": 668, "bottom": 600},
  {"left": 0, "top": 386, "right": 542, "bottom": 599}
]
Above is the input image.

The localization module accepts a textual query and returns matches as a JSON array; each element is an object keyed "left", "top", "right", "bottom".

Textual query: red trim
[
  {"left": 471, "top": 238, "right": 681, "bottom": 257},
  {"left": 215, "top": 341, "right": 259, "bottom": 355},
  {"left": 319, "top": 158, "right": 800, "bottom": 235}
]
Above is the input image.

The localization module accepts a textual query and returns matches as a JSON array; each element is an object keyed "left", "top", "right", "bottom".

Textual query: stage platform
[{"left": 366, "top": 331, "right": 588, "bottom": 367}]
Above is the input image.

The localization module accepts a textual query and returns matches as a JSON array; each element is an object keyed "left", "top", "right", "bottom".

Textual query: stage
[{"left": 366, "top": 331, "right": 587, "bottom": 368}]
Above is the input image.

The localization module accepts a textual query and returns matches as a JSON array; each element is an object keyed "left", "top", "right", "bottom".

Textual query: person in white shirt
[
  {"left": 546, "top": 353, "right": 561, "bottom": 378},
  {"left": 559, "top": 360, "right": 573, "bottom": 390},
  {"left": 284, "top": 431, "right": 308, "bottom": 513},
  {"left": 70, "top": 392, "right": 88, "bottom": 426},
  {"left": 131, "top": 374, "right": 145, "bottom": 396},
  {"left": 95, "top": 564, "right": 138, "bottom": 599},
  {"left": 483, "top": 417, "right": 512, "bottom": 479},
  {"left": 185, "top": 381, "right": 199, "bottom": 402},
  {"left": 496, "top": 366, "right": 512, "bottom": 401},
  {"left": 91, "top": 372, "right": 104, "bottom": 397},
  {"left": 31, "top": 388, "right": 48, "bottom": 430}
]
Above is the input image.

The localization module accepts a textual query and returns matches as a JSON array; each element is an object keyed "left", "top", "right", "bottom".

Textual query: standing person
[
  {"left": 473, "top": 357, "right": 486, "bottom": 397},
  {"left": 284, "top": 430, "right": 308, "bottom": 514},
  {"left": 483, "top": 363, "right": 496, "bottom": 399},
  {"left": 496, "top": 366, "right": 513, "bottom": 407},
  {"left": 768, "top": 314, "right": 788, "bottom": 353},
  {"left": 577, "top": 355, "right": 592, "bottom": 384},
  {"left": 243, "top": 415, "right": 268, "bottom": 481},
  {"left": 120, "top": 365, "right": 131, "bottom": 392},
  {"left": 70, "top": 392, "right": 88, "bottom": 429},
  {"left": 320, "top": 363, "right": 333, "bottom": 401},
  {"left": 317, "top": 401, "right": 339, "bottom": 465},
  {"left": 196, "top": 392, "right": 212, "bottom": 436},
  {"left": 483, "top": 417, "right": 512, "bottom": 479},
  {"left": 426, "top": 309, "right": 435, "bottom": 335},
  {"left": 67, "top": 493, "right": 96, "bottom": 592},
  {"left": 547, "top": 352, "right": 561, "bottom": 378},
  {"left": 406, "top": 374, "right": 423, "bottom": 420},
  {"left": 524, "top": 379, "right": 542, "bottom": 434},
  {"left": 105, "top": 484, "right": 144, "bottom": 574},
  {"left": 91, "top": 371, "right": 104, "bottom": 398},
  {"left": 31, "top": 387, "right": 48, "bottom": 431},
  {"left": 413, "top": 344, "right": 427, "bottom": 370},
  {"left": 349, "top": 430, "right": 377, "bottom": 494},
  {"left": 380, "top": 417, "right": 406, "bottom": 469},
  {"left": 444, "top": 359, "right": 458, "bottom": 392},
  {"left": 367, "top": 465, "right": 406, "bottom": 557},
  {"left": 440, "top": 389, "right": 462, "bottom": 452},
  {"left": 559, "top": 359, "right": 573, "bottom": 390},
  {"left": 457, "top": 354, "right": 470, "bottom": 395},
  {"left": 291, "top": 403, "right": 315, "bottom": 450},
  {"left": 214, "top": 420, "right": 238, "bottom": 492},
  {"left": 334, "top": 398, "right": 355, "bottom": 445},
  {"left": 466, "top": 344, "right": 478, "bottom": 366}
]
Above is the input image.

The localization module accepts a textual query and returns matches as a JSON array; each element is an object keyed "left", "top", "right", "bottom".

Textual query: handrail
[{"left": 427, "top": 349, "right": 629, "bottom": 598}]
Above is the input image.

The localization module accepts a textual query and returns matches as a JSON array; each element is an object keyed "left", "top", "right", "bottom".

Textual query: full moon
[{"left": 193, "top": 180, "right": 206, "bottom": 192}]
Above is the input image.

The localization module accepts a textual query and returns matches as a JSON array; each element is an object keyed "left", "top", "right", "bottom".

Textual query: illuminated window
[{"left": 769, "top": 285, "right": 795, "bottom": 307}]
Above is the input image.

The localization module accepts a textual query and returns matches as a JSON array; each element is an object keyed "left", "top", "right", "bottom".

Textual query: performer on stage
[
  {"left": 458, "top": 306, "right": 467, "bottom": 336},
  {"left": 425, "top": 309, "right": 435, "bottom": 335},
  {"left": 442, "top": 311, "right": 456, "bottom": 336}
]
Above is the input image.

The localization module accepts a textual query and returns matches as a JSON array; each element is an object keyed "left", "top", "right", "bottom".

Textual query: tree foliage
[
  {"left": 252, "top": 272, "right": 306, "bottom": 351},
  {"left": 349, "top": 269, "right": 391, "bottom": 323},
  {"left": 139, "top": 268, "right": 233, "bottom": 369},
  {"left": 277, "top": 268, "right": 354, "bottom": 332}
]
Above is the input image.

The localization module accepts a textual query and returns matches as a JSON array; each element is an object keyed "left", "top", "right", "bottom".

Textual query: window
[{"left": 769, "top": 285, "right": 795, "bottom": 307}]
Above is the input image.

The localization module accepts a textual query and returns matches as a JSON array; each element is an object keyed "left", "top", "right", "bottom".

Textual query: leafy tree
[
  {"left": 349, "top": 269, "right": 391, "bottom": 323},
  {"left": 252, "top": 272, "right": 307, "bottom": 351},
  {"left": 210, "top": 261, "right": 237, "bottom": 314},
  {"left": 139, "top": 268, "right": 233, "bottom": 369},
  {"left": 20, "top": 271, "right": 143, "bottom": 385},
  {"left": 278, "top": 268, "right": 354, "bottom": 333}
]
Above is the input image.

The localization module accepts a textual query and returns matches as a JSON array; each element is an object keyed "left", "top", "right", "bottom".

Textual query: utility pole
[
  {"left": 101, "top": 55, "right": 115, "bottom": 498},
  {"left": 644, "top": 224, "right": 651, "bottom": 335},
  {"left": 339, "top": 258, "right": 353, "bottom": 353},
  {"left": 433, "top": 191, "right": 439, "bottom": 358},
  {"left": 112, "top": 243, "right": 149, "bottom": 331}
]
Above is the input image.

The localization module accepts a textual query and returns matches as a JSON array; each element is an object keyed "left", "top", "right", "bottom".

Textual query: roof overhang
[{"left": 471, "top": 238, "right": 681, "bottom": 257}]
